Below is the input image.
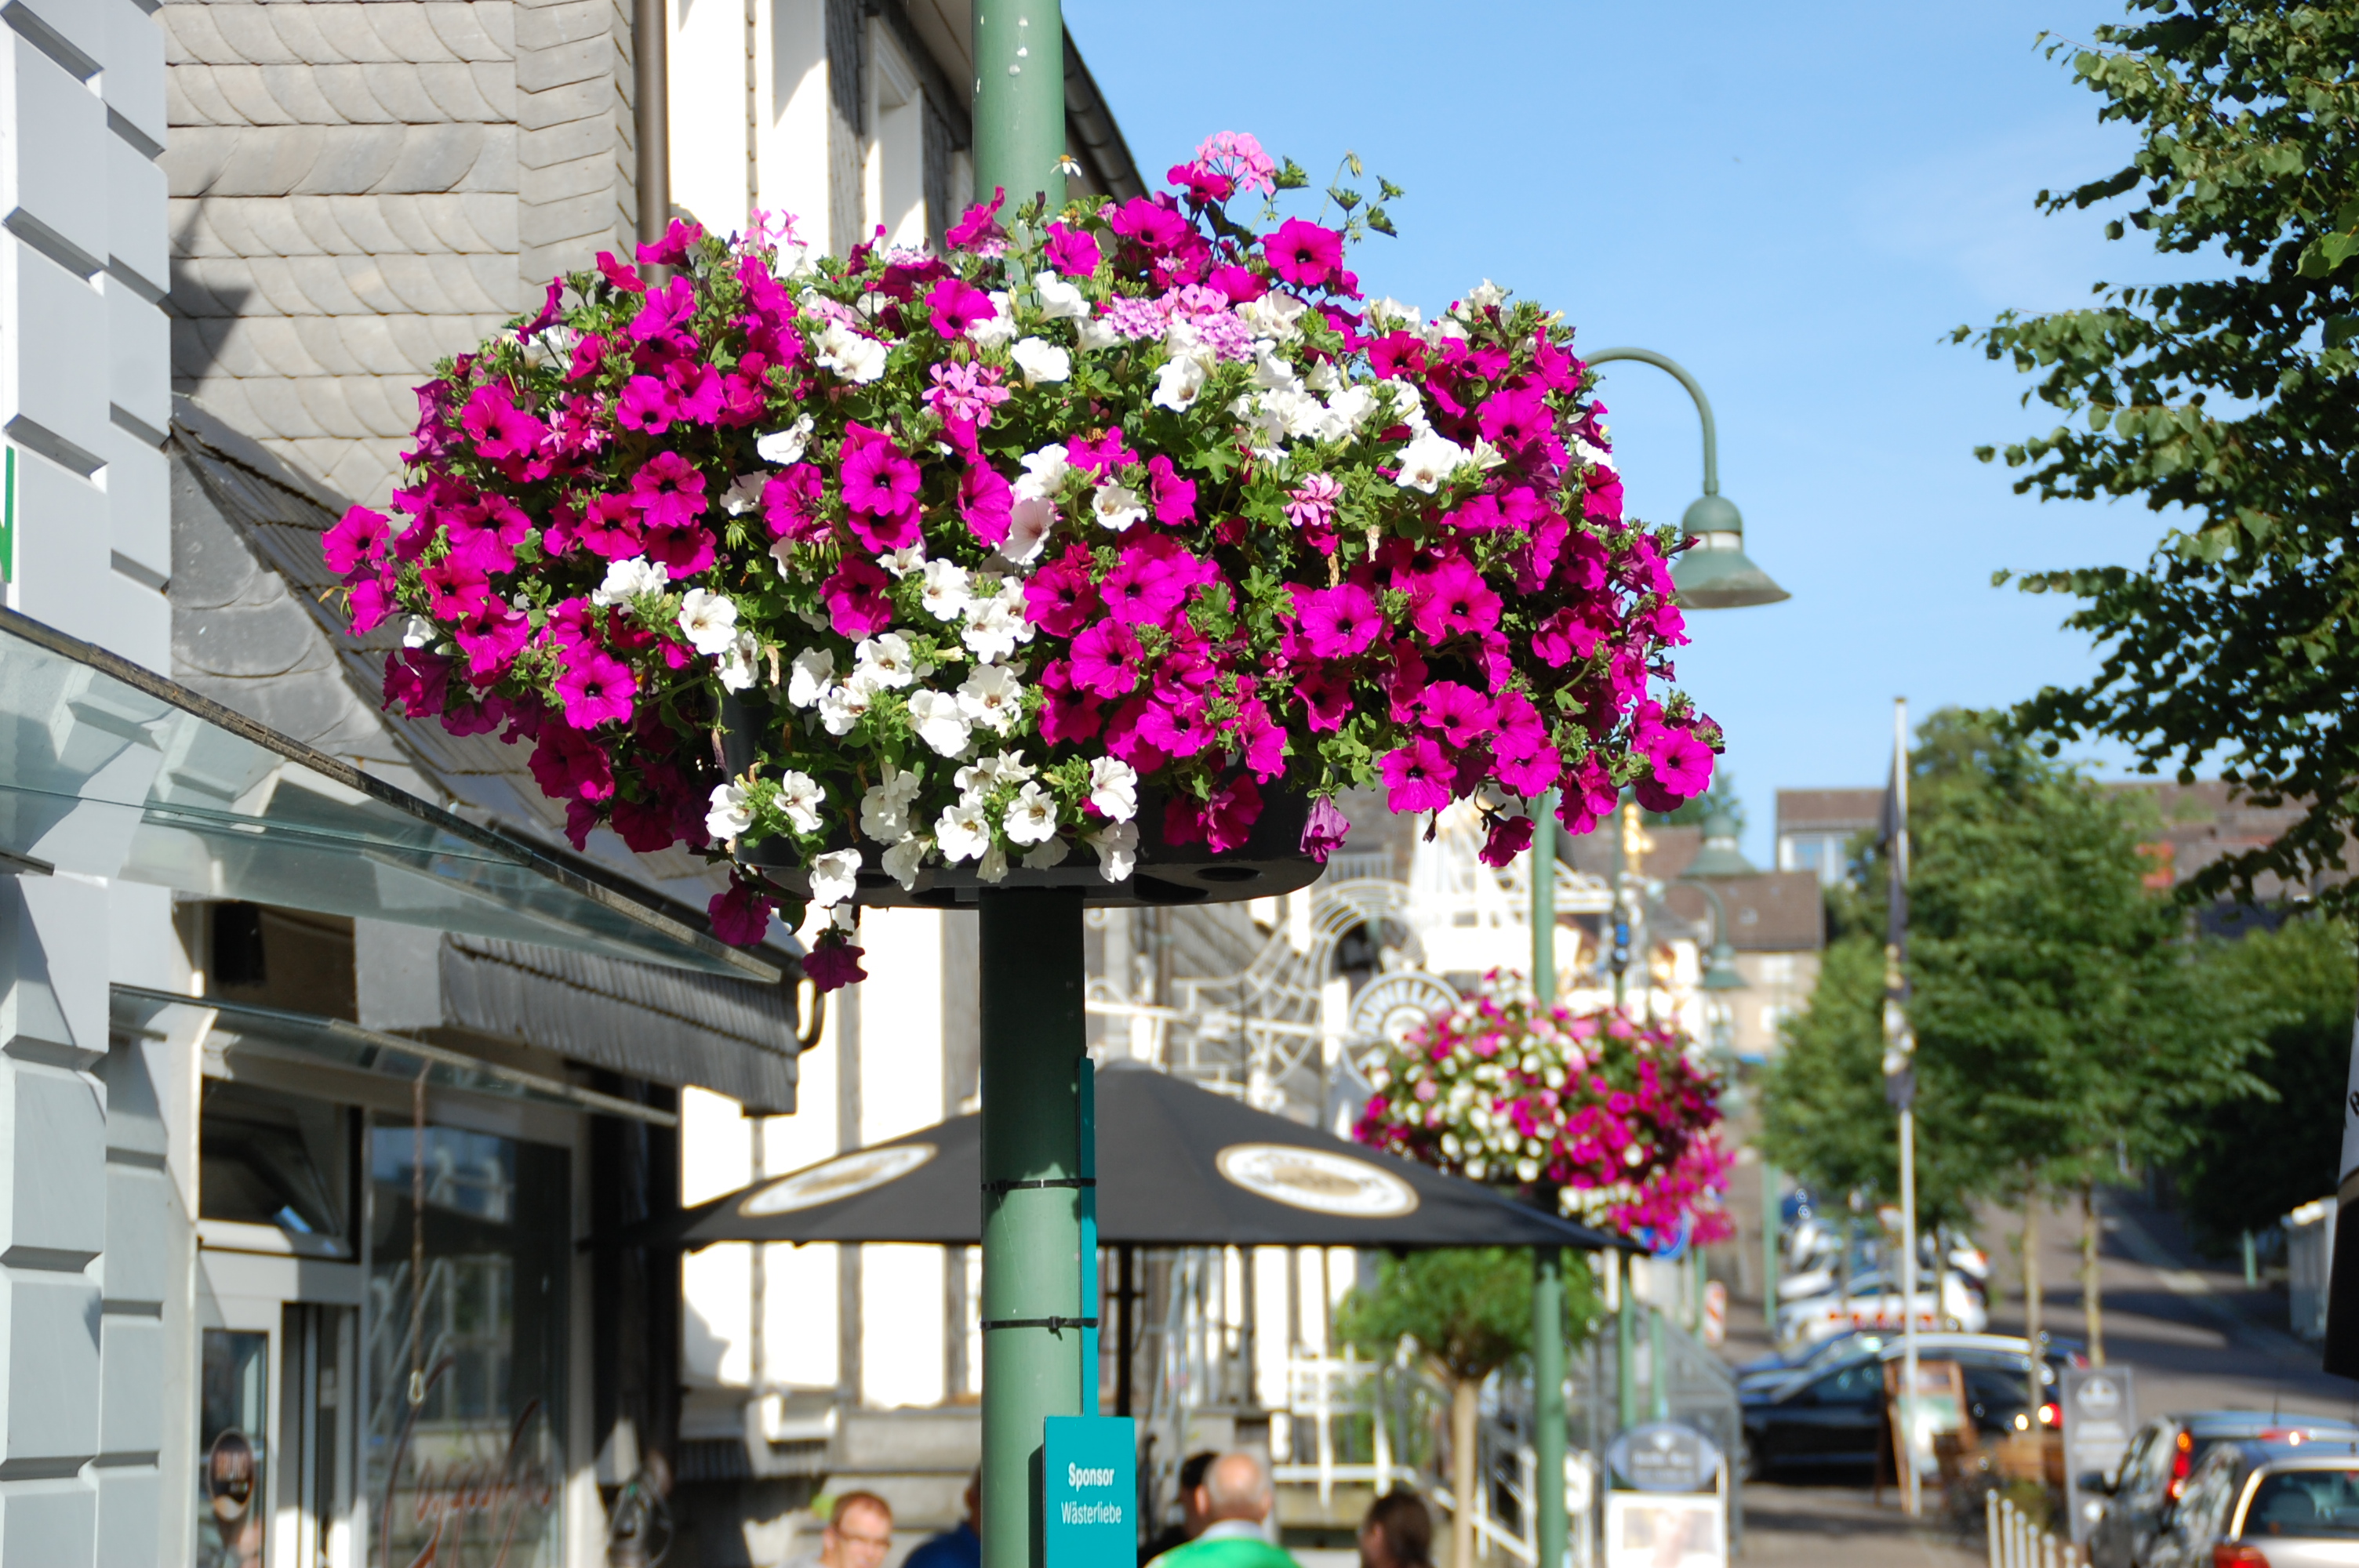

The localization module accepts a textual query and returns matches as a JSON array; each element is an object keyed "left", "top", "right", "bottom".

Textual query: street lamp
[{"left": 1587, "top": 348, "right": 1789, "bottom": 610}]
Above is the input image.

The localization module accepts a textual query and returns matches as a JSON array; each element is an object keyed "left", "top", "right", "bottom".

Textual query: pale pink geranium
[
  {"left": 925, "top": 361, "right": 1011, "bottom": 428},
  {"left": 1284, "top": 474, "right": 1340, "bottom": 532},
  {"left": 1190, "top": 130, "right": 1277, "bottom": 196}
]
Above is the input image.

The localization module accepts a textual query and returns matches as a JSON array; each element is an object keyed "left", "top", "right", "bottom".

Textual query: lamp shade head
[
  {"left": 1674, "top": 493, "right": 1790, "bottom": 610},
  {"left": 1703, "top": 942, "right": 1747, "bottom": 992},
  {"left": 1685, "top": 803, "right": 1758, "bottom": 878}
]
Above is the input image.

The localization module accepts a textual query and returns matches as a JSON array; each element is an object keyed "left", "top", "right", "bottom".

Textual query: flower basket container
[{"left": 327, "top": 131, "right": 1721, "bottom": 985}]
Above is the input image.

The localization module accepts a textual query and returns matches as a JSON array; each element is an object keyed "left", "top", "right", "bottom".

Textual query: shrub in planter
[
  {"left": 1354, "top": 977, "right": 1732, "bottom": 1243},
  {"left": 326, "top": 131, "right": 1720, "bottom": 989}
]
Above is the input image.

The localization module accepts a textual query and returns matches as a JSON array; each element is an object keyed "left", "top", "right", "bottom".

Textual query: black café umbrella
[{"left": 645, "top": 1059, "right": 1634, "bottom": 1252}]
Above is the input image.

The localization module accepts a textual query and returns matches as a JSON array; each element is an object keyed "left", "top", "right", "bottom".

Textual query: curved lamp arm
[{"left": 1587, "top": 347, "right": 1719, "bottom": 498}]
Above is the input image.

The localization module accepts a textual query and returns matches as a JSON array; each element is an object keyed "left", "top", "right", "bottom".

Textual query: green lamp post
[
  {"left": 1586, "top": 349, "right": 1788, "bottom": 611},
  {"left": 969, "top": 14, "right": 1082, "bottom": 1568}
]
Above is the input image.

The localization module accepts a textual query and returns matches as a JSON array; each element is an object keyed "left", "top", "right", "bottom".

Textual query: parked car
[
  {"left": 2145, "top": 1436, "right": 2359, "bottom": 1568},
  {"left": 1741, "top": 1340, "right": 2066, "bottom": 1475},
  {"left": 2084, "top": 1415, "right": 2359, "bottom": 1568},
  {"left": 1739, "top": 1329, "right": 2083, "bottom": 1401},
  {"left": 1775, "top": 1267, "right": 1989, "bottom": 1345}
]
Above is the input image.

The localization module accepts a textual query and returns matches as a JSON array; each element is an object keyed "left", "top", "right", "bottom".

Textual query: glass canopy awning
[
  {"left": 114, "top": 985, "right": 679, "bottom": 1127},
  {"left": 0, "top": 608, "right": 774, "bottom": 982}
]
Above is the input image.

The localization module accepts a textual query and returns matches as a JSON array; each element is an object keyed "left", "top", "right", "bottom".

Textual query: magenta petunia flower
[
  {"left": 629, "top": 452, "right": 708, "bottom": 531},
  {"left": 1478, "top": 815, "right": 1536, "bottom": 869},
  {"left": 1202, "top": 775, "right": 1263, "bottom": 855},
  {"left": 1070, "top": 617, "right": 1141, "bottom": 698},
  {"left": 958, "top": 463, "right": 1013, "bottom": 547},
  {"left": 574, "top": 493, "right": 643, "bottom": 560},
  {"left": 1477, "top": 386, "right": 1551, "bottom": 451},
  {"left": 1299, "top": 796, "right": 1350, "bottom": 862},
  {"left": 802, "top": 942, "right": 868, "bottom": 991},
  {"left": 555, "top": 645, "right": 637, "bottom": 729},
  {"left": 461, "top": 384, "right": 547, "bottom": 463},
  {"left": 1263, "top": 219, "right": 1343, "bottom": 287},
  {"left": 1100, "top": 548, "right": 1190, "bottom": 629},
  {"left": 845, "top": 499, "right": 922, "bottom": 554},
  {"left": 1641, "top": 724, "right": 1714, "bottom": 803},
  {"left": 628, "top": 275, "right": 697, "bottom": 343},
  {"left": 324, "top": 505, "right": 393, "bottom": 576},
  {"left": 838, "top": 423, "right": 916, "bottom": 516},
  {"left": 451, "top": 597, "right": 531, "bottom": 680},
  {"left": 1407, "top": 555, "right": 1503, "bottom": 641},
  {"left": 708, "top": 875, "right": 776, "bottom": 947},
  {"left": 634, "top": 216, "right": 704, "bottom": 268},
  {"left": 1023, "top": 549, "right": 1100, "bottom": 637},
  {"left": 926, "top": 277, "right": 997, "bottom": 339},
  {"left": 1295, "top": 667, "right": 1352, "bottom": 733},
  {"left": 762, "top": 465, "right": 827, "bottom": 543},
  {"left": 1147, "top": 456, "right": 1198, "bottom": 525},
  {"left": 1416, "top": 681, "right": 1492, "bottom": 749},
  {"left": 945, "top": 187, "right": 1006, "bottom": 253},
  {"left": 1380, "top": 737, "right": 1454, "bottom": 815},
  {"left": 821, "top": 554, "right": 895, "bottom": 637},
  {"left": 1044, "top": 222, "right": 1103, "bottom": 278},
  {"left": 1067, "top": 426, "right": 1138, "bottom": 475},
  {"left": 1038, "top": 662, "right": 1105, "bottom": 745},
  {"left": 383, "top": 648, "right": 453, "bottom": 718},
  {"left": 1295, "top": 582, "right": 1383, "bottom": 659}
]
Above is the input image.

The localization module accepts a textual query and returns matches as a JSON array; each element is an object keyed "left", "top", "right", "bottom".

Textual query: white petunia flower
[
  {"left": 1092, "top": 483, "right": 1146, "bottom": 532},
  {"left": 1306, "top": 359, "right": 1341, "bottom": 394},
  {"left": 1265, "top": 388, "right": 1326, "bottom": 442},
  {"left": 1089, "top": 821, "right": 1140, "bottom": 883},
  {"left": 1318, "top": 384, "right": 1378, "bottom": 441},
  {"left": 1379, "top": 378, "right": 1431, "bottom": 434},
  {"left": 919, "top": 560, "right": 973, "bottom": 622},
  {"left": 954, "top": 750, "right": 1035, "bottom": 797},
  {"left": 976, "top": 842, "right": 1010, "bottom": 883},
  {"left": 1009, "top": 337, "right": 1071, "bottom": 386},
  {"left": 936, "top": 801, "right": 989, "bottom": 862},
  {"left": 787, "top": 648, "right": 835, "bottom": 709},
  {"left": 755, "top": 416, "right": 816, "bottom": 465},
  {"left": 961, "top": 597, "right": 1024, "bottom": 662},
  {"left": 849, "top": 632, "right": 921, "bottom": 693},
  {"left": 716, "top": 630, "right": 760, "bottom": 692},
  {"left": 818, "top": 682, "right": 872, "bottom": 736},
  {"left": 706, "top": 781, "right": 754, "bottom": 840},
  {"left": 1365, "top": 296, "right": 1420, "bottom": 331},
  {"left": 1461, "top": 278, "right": 1507, "bottom": 314},
  {"left": 999, "top": 496, "right": 1055, "bottom": 569},
  {"left": 676, "top": 588, "right": 740, "bottom": 655},
  {"left": 402, "top": 615, "right": 438, "bottom": 650},
  {"left": 860, "top": 761, "right": 922, "bottom": 842},
  {"left": 1088, "top": 757, "right": 1139, "bottom": 823},
  {"left": 957, "top": 663, "right": 1023, "bottom": 734},
  {"left": 1251, "top": 343, "right": 1305, "bottom": 395},
  {"left": 1021, "top": 837, "right": 1070, "bottom": 870},
  {"left": 1467, "top": 437, "right": 1507, "bottom": 473},
  {"left": 1033, "top": 270, "right": 1089, "bottom": 321},
  {"left": 1152, "top": 354, "right": 1207, "bottom": 412},
  {"left": 776, "top": 770, "right": 824, "bottom": 834},
  {"left": 907, "top": 689, "right": 973, "bottom": 757},
  {"left": 816, "top": 322, "right": 889, "bottom": 383},
  {"left": 1238, "top": 292, "right": 1308, "bottom": 339},
  {"left": 1571, "top": 434, "right": 1616, "bottom": 474},
  {"left": 881, "top": 833, "right": 930, "bottom": 890},
  {"left": 1014, "top": 445, "right": 1070, "bottom": 501},
  {"left": 1076, "top": 316, "right": 1119, "bottom": 353},
  {"left": 808, "top": 848, "right": 862, "bottom": 907},
  {"left": 1004, "top": 782, "right": 1060, "bottom": 845},
  {"left": 1394, "top": 430, "right": 1469, "bottom": 493},
  {"left": 969, "top": 292, "right": 1017, "bottom": 348},
  {"left": 721, "top": 472, "right": 767, "bottom": 515},
  {"left": 591, "top": 556, "right": 669, "bottom": 607}
]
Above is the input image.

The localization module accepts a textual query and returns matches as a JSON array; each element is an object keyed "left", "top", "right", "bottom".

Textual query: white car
[{"left": 1776, "top": 1267, "right": 1987, "bottom": 1347}]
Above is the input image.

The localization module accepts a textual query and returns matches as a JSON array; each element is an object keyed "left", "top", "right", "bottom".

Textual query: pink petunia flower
[
  {"left": 708, "top": 874, "right": 776, "bottom": 947},
  {"left": 461, "top": 383, "right": 547, "bottom": 463},
  {"left": 555, "top": 645, "right": 638, "bottom": 729},
  {"left": 1294, "top": 582, "right": 1383, "bottom": 659},
  {"left": 1263, "top": 219, "right": 1343, "bottom": 287},
  {"left": 1068, "top": 620, "right": 1146, "bottom": 698},
  {"left": 325, "top": 506, "right": 393, "bottom": 577},
  {"left": 1478, "top": 815, "right": 1536, "bottom": 869},
  {"left": 1380, "top": 737, "right": 1454, "bottom": 815},
  {"left": 1299, "top": 797, "right": 1350, "bottom": 862},
  {"left": 840, "top": 423, "right": 921, "bottom": 516},
  {"left": 820, "top": 554, "right": 895, "bottom": 637},
  {"left": 958, "top": 463, "right": 1013, "bottom": 547},
  {"left": 630, "top": 452, "right": 709, "bottom": 531},
  {"left": 926, "top": 277, "right": 997, "bottom": 339},
  {"left": 1044, "top": 222, "right": 1103, "bottom": 278}
]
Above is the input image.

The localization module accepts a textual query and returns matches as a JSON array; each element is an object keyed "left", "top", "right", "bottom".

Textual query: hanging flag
[{"left": 1880, "top": 701, "right": 1915, "bottom": 1111}]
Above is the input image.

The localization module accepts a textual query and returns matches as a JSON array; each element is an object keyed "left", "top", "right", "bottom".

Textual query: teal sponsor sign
[{"left": 1044, "top": 1415, "right": 1135, "bottom": 1568}]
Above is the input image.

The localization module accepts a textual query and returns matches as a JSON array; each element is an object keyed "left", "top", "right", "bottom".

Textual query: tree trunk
[
  {"left": 1452, "top": 1374, "right": 1479, "bottom": 1568},
  {"left": 2084, "top": 1180, "right": 2106, "bottom": 1367},
  {"left": 2023, "top": 1196, "right": 2045, "bottom": 1413}
]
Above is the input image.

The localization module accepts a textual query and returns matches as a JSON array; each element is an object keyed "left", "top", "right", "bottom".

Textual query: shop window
[
  {"left": 199, "top": 1084, "right": 351, "bottom": 1258},
  {"left": 366, "top": 1121, "right": 569, "bottom": 1565},
  {"left": 197, "top": 1329, "right": 269, "bottom": 1568}
]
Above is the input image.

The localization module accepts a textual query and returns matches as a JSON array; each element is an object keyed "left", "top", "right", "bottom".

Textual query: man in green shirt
[{"left": 1145, "top": 1453, "right": 1296, "bottom": 1568}]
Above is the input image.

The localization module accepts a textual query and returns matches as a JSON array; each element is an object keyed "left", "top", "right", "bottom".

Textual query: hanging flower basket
[
  {"left": 1353, "top": 977, "right": 1732, "bottom": 1245},
  {"left": 326, "top": 130, "right": 1719, "bottom": 988}
]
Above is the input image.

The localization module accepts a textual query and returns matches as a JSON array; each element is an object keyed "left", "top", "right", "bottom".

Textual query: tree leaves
[{"left": 1962, "top": 0, "right": 2359, "bottom": 916}]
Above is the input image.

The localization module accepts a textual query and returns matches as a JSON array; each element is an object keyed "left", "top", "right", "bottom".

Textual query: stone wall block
[
  {"left": 6, "top": 239, "right": 110, "bottom": 463},
  {"left": 102, "top": 425, "right": 169, "bottom": 583},
  {"left": 94, "top": 1315, "right": 162, "bottom": 1453},
  {"left": 0, "top": 1269, "right": 102, "bottom": 1461},
  {"left": 0, "top": 1483, "right": 96, "bottom": 1564},
  {"left": 106, "top": 281, "right": 171, "bottom": 434},
  {"left": 101, "top": 0, "right": 166, "bottom": 150},
  {"left": 5, "top": 1067, "right": 107, "bottom": 1259},
  {"left": 104, "top": 132, "right": 167, "bottom": 294}
]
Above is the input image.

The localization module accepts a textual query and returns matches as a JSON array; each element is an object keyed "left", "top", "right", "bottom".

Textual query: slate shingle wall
[{"left": 163, "top": 0, "right": 631, "bottom": 506}]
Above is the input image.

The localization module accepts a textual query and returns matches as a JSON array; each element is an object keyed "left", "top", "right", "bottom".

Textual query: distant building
[
  {"left": 1776, "top": 789, "right": 1884, "bottom": 887},
  {"left": 2105, "top": 779, "right": 2348, "bottom": 932}
]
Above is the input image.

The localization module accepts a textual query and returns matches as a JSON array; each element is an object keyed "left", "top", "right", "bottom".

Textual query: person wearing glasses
[{"left": 791, "top": 1491, "right": 896, "bottom": 1568}]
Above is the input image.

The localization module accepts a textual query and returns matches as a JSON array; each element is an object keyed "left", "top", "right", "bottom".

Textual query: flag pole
[{"left": 1885, "top": 697, "right": 1921, "bottom": 1518}]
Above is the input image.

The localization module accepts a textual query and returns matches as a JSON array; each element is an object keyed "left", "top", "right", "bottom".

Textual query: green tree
[
  {"left": 1959, "top": 1, "right": 2359, "bottom": 910},
  {"left": 1761, "top": 712, "right": 2263, "bottom": 1367},
  {"left": 2177, "top": 916, "right": 2357, "bottom": 1248},
  {"left": 1336, "top": 1249, "right": 1601, "bottom": 1568}
]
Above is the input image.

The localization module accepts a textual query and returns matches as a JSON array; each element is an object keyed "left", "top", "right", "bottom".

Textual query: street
[{"left": 1715, "top": 1158, "right": 2359, "bottom": 1563}]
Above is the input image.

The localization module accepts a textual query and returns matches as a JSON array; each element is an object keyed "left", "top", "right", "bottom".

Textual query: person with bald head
[{"left": 1145, "top": 1451, "right": 1296, "bottom": 1568}]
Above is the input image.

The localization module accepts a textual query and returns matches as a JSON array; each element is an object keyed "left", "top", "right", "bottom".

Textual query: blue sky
[{"left": 1064, "top": 0, "right": 2200, "bottom": 863}]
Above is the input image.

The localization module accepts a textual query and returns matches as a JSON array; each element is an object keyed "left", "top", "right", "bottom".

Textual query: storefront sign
[
  {"left": 1044, "top": 1415, "right": 1135, "bottom": 1568},
  {"left": 379, "top": 1356, "right": 558, "bottom": 1568},
  {"left": 1605, "top": 1421, "right": 1722, "bottom": 1493}
]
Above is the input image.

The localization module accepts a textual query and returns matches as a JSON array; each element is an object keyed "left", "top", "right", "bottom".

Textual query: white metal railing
[{"left": 1988, "top": 1492, "right": 2081, "bottom": 1568}]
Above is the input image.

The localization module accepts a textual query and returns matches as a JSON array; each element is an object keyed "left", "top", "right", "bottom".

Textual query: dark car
[
  {"left": 2146, "top": 1436, "right": 2359, "bottom": 1568},
  {"left": 1741, "top": 1343, "right": 2061, "bottom": 1475},
  {"left": 2082, "top": 1414, "right": 2359, "bottom": 1568}
]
